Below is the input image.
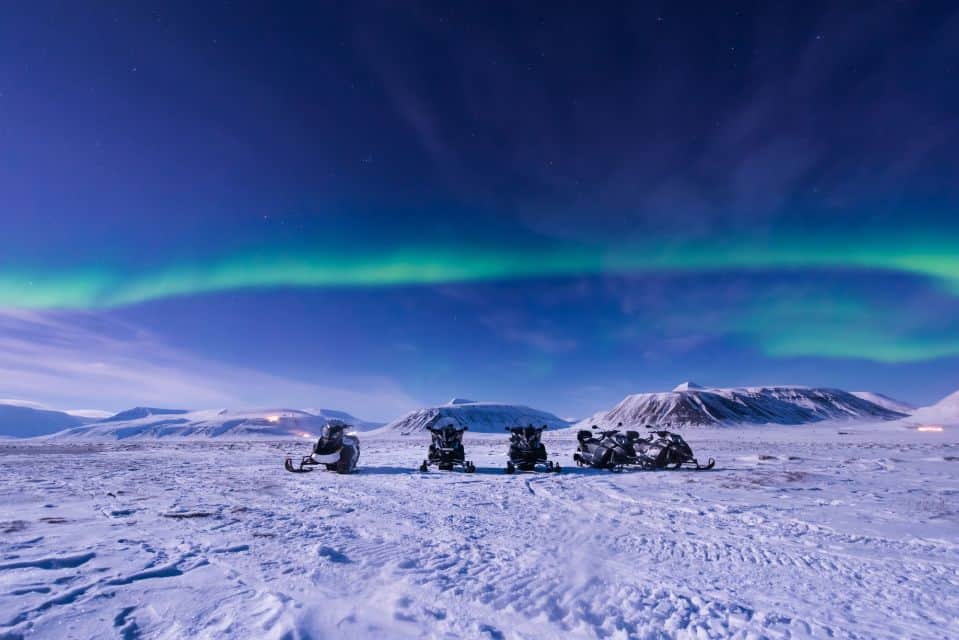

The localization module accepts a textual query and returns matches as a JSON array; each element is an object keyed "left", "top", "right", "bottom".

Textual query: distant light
[
  {"left": 917, "top": 425, "right": 944, "bottom": 432},
  {"left": 266, "top": 415, "right": 280, "bottom": 423},
  {"left": 299, "top": 432, "right": 313, "bottom": 439}
]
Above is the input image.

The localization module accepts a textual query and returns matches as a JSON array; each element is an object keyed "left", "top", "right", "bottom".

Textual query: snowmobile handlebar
[
  {"left": 591, "top": 428, "right": 621, "bottom": 439},
  {"left": 427, "top": 425, "right": 467, "bottom": 433}
]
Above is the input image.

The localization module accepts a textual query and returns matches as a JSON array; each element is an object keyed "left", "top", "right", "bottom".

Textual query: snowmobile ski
[{"left": 285, "top": 456, "right": 317, "bottom": 473}]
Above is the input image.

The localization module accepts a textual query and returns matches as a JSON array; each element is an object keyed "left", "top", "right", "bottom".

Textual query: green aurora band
[
  {"left": 2, "top": 230, "right": 958, "bottom": 363},
  {"left": 3, "top": 231, "right": 957, "bottom": 309}
]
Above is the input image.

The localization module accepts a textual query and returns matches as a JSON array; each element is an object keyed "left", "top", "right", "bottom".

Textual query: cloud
[
  {"left": 0, "top": 398, "right": 49, "bottom": 410},
  {"left": 0, "top": 309, "right": 418, "bottom": 421},
  {"left": 479, "top": 311, "right": 578, "bottom": 354}
]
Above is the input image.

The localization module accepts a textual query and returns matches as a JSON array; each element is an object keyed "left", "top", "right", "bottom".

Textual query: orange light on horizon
[
  {"left": 917, "top": 425, "right": 944, "bottom": 432},
  {"left": 266, "top": 415, "right": 281, "bottom": 423}
]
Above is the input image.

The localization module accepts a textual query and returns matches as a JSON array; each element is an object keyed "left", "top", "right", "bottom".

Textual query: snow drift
[
  {"left": 579, "top": 382, "right": 908, "bottom": 429},
  {"left": 377, "top": 399, "right": 570, "bottom": 435},
  {"left": 53, "top": 406, "right": 379, "bottom": 439}
]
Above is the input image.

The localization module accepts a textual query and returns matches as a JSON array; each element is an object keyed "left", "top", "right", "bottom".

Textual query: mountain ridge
[
  {"left": 0, "top": 403, "right": 90, "bottom": 438},
  {"left": 376, "top": 400, "right": 570, "bottom": 435},
  {"left": 51, "top": 407, "right": 380, "bottom": 439},
  {"left": 577, "top": 384, "right": 908, "bottom": 429}
]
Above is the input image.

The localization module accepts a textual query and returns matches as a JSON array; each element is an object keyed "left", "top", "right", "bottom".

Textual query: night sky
[{"left": 1, "top": 2, "right": 957, "bottom": 419}]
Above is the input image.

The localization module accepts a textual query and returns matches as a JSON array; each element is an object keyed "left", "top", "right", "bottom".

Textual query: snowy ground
[{"left": 1, "top": 424, "right": 958, "bottom": 639}]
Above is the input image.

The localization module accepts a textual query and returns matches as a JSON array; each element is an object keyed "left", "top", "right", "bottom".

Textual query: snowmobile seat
[
  {"left": 577, "top": 429, "right": 593, "bottom": 443},
  {"left": 313, "top": 439, "right": 341, "bottom": 456}
]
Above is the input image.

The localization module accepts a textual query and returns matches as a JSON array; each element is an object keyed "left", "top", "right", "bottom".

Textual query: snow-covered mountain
[
  {"left": 376, "top": 399, "right": 570, "bottom": 435},
  {"left": 97, "top": 407, "right": 190, "bottom": 423},
  {"left": 301, "top": 408, "right": 382, "bottom": 430},
  {"left": 851, "top": 392, "right": 915, "bottom": 415},
  {"left": 53, "top": 406, "right": 379, "bottom": 439},
  {"left": 0, "top": 403, "right": 90, "bottom": 438},
  {"left": 578, "top": 382, "right": 908, "bottom": 429},
  {"left": 908, "top": 389, "right": 959, "bottom": 424}
]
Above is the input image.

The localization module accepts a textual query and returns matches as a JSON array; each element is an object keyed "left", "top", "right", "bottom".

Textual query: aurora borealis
[
  {"left": 1, "top": 2, "right": 957, "bottom": 417},
  {"left": 3, "top": 228, "right": 959, "bottom": 310}
]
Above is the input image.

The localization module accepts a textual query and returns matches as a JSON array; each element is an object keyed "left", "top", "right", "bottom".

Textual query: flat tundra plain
[{"left": 1, "top": 425, "right": 958, "bottom": 639}]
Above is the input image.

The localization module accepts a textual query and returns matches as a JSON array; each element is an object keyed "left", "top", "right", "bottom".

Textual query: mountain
[
  {"left": 99, "top": 407, "right": 190, "bottom": 422},
  {"left": 301, "top": 408, "right": 382, "bottom": 431},
  {"left": 908, "top": 389, "right": 959, "bottom": 424},
  {"left": 578, "top": 383, "right": 908, "bottom": 429},
  {"left": 376, "top": 399, "right": 571, "bottom": 435},
  {"left": 850, "top": 392, "right": 915, "bottom": 415},
  {"left": 53, "top": 407, "right": 378, "bottom": 439},
  {"left": 0, "top": 403, "right": 89, "bottom": 438}
]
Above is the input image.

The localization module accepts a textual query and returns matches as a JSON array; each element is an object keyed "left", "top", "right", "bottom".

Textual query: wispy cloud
[
  {"left": 480, "top": 311, "right": 578, "bottom": 355},
  {"left": 0, "top": 310, "right": 418, "bottom": 421}
]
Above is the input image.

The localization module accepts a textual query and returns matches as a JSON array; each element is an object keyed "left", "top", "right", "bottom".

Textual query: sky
[{"left": 1, "top": 2, "right": 957, "bottom": 421}]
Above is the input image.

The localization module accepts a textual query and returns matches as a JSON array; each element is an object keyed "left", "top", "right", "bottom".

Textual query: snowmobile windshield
[
  {"left": 432, "top": 425, "right": 464, "bottom": 446},
  {"left": 511, "top": 426, "right": 543, "bottom": 445},
  {"left": 321, "top": 423, "right": 344, "bottom": 441}
]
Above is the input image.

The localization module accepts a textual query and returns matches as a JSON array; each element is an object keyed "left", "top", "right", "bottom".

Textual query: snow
[
  {"left": 63, "top": 409, "right": 114, "bottom": 420},
  {"left": 579, "top": 385, "right": 908, "bottom": 429},
  {"left": 1, "top": 422, "right": 957, "bottom": 639},
  {"left": 98, "top": 406, "right": 190, "bottom": 422},
  {"left": 302, "top": 408, "right": 383, "bottom": 430},
  {"left": 377, "top": 401, "right": 570, "bottom": 434},
  {"left": 672, "top": 381, "right": 704, "bottom": 391}
]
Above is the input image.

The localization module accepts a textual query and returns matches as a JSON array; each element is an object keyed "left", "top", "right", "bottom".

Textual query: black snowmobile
[
  {"left": 285, "top": 421, "right": 360, "bottom": 474},
  {"left": 573, "top": 426, "right": 645, "bottom": 471},
  {"left": 505, "top": 424, "right": 560, "bottom": 473},
  {"left": 419, "top": 421, "right": 476, "bottom": 473},
  {"left": 633, "top": 426, "right": 715, "bottom": 470}
]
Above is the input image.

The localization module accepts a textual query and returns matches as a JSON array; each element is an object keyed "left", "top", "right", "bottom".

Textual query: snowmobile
[
  {"left": 504, "top": 424, "right": 560, "bottom": 473},
  {"left": 633, "top": 426, "right": 715, "bottom": 470},
  {"left": 284, "top": 421, "right": 360, "bottom": 474},
  {"left": 573, "top": 425, "right": 646, "bottom": 471},
  {"left": 419, "top": 420, "right": 476, "bottom": 473}
]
